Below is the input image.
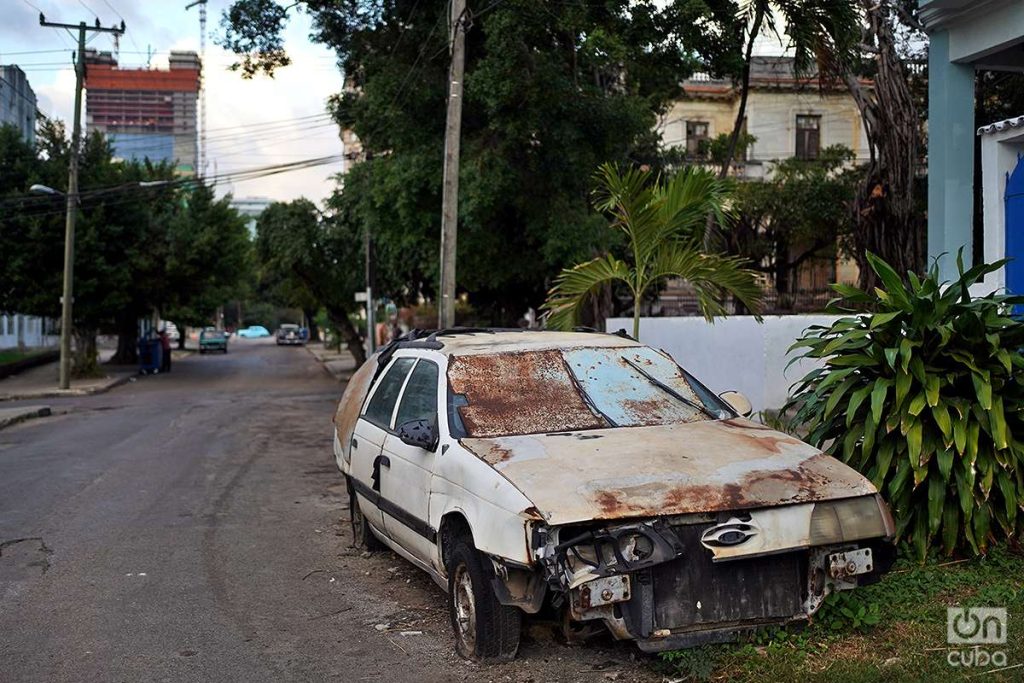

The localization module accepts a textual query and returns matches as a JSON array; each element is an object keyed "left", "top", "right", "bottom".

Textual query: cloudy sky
[{"left": 2, "top": 0, "right": 345, "bottom": 206}]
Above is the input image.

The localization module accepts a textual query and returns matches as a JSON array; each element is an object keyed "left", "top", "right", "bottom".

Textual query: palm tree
[
  {"left": 718, "top": 0, "right": 859, "bottom": 181},
  {"left": 544, "top": 163, "right": 762, "bottom": 339}
]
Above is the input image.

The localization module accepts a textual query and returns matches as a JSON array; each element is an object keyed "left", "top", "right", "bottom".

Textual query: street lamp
[{"left": 30, "top": 180, "right": 172, "bottom": 388}]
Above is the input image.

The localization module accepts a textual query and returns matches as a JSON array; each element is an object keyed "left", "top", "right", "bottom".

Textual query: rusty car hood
[{"left": 460, "top": 418, "right": 877, "bottom": 525}]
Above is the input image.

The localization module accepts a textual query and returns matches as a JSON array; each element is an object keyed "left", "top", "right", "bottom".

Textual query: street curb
[
  {"left": 0, "top": 405, "right": 52, "bottom": 431},
  {"left": 0, "top": 373, "right": 133, "bottom": 402},
  {"left": 304, "top": 345, "right": 356, "bottom": 384}
]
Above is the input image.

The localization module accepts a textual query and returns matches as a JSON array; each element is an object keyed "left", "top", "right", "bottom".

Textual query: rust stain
[
  {"left": 522, "top": 506, "right": 544, "bottom": 521},
  {"left": 334, "top": 356, "right": 378, "bottom": 446},
  {"left": 480, "top": 444, "right": 515, "bottom": 465},
  {"left": 448, "top": 350, "right": 606, "bottom": 438}
]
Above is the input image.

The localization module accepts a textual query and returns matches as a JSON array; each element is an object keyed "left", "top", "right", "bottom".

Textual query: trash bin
[{"left": 138, "top": 337, "right": 163, "bottom": 375}]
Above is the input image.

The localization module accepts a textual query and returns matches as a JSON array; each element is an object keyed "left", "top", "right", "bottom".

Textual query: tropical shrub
[
  {"left": 786, "top": 252, "right": 1024, "bottom": 558},
  {"left": 543, "top": 163, "right": 762, "bottom": 337}
]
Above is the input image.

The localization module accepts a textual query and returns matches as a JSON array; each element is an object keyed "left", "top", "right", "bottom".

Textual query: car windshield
[
  {"left": 447, "top": 345, "right": 731, "bottom": 438},
  {"left": 203, "top": 330, "right": 225, "bottom": 339}
]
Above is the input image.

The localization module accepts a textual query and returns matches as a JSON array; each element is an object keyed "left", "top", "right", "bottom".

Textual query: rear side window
[
  {"left": 363, "top": 357, "right": 415, "bottom": 428},
  {"left": 395, "top": 360, "right": 439, "bottom": 426}
]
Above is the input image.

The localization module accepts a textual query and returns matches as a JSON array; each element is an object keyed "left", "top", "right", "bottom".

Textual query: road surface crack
[{"left": 0, "top": 536, "right": 53, "bottom": 574}]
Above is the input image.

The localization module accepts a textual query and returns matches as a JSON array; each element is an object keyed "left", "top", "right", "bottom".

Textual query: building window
[
  {"left": 795, "top": 115, "right": 821, "bottom": 160},
  {"left": 686, "top": 121, "right": 710, "bottom": 158}
]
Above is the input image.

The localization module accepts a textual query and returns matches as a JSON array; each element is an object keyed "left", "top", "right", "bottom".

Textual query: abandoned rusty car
[{"left": 332, "top": 329, "right": 895, "bottom": 661}]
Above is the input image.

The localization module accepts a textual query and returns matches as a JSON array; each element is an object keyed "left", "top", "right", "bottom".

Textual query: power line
[{"left": 1, "top": 157, "right": 345, "bottom": 221}]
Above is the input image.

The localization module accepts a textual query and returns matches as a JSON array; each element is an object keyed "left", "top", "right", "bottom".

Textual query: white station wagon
[{"left": 332, "top": 329, "right": 895, "bottom": 661}]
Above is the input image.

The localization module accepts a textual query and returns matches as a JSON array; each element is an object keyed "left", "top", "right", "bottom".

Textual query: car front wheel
[{"left": 447, "top": 537, "right": 521, "bottom": 662}]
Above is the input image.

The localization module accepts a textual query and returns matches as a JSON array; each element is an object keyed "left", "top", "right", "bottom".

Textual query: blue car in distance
[{"left": 237, "top": 325, "right": 271, "bottom": 338}]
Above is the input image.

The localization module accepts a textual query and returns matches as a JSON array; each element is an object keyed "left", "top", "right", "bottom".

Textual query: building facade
[
  {"left": 657, "top": 57, "right": 870, "bottom": 180},
  {"left": 84, "top": 50, "right": 200, "bottom": 175},
  {"left": 920, "top": 0, "right": 1024, "bottom": 282},
  {"left": 655, "top": 57, "right": 867, "bottom": 311},
  {"left": 230, "top": 196, "right": 273, "bottom": 236},
  {"left": 0, "top": 64, "right": 37, "bottom": 144}
]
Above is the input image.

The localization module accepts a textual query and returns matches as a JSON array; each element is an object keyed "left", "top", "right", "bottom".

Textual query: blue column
[{"left": 927, "top": 30, "right": 976, "bottom": 279}]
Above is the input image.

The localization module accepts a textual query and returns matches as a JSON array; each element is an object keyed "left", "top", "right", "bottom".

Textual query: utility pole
[
  {"left": 437, "top": 0, "right": 467, "bottom": 329},
  {"left": 38, "top": 13, "right": 124, "bottom": 390}
]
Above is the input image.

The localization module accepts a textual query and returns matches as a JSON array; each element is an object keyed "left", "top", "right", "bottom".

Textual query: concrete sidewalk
[
  {"left": 0, "top": 347, "right": 188, "bottom": 402},
  {"left": 0, "top": 404, "right": 52, "bottom": 430},
  {"left": 305, "top": 343, "right": 359, "bottom": 383},
  {"left": 0, "top": 361, "right": 134, "bottom": 402}
]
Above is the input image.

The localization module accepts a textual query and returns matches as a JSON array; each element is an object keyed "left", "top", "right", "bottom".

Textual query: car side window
[
  {"left": 363, "top": 357, "right": 415, "bottom": 428},
  {"left": 395, "top": 360, "right": 439, "bottom": 427}
]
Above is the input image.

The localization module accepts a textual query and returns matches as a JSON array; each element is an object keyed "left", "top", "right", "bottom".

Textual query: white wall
[
  {"left": 0, "top": 314, "right": 57, "bottom": 350},
  {"left": 607, "top": 315, "right": 842, "bottom": 413}
]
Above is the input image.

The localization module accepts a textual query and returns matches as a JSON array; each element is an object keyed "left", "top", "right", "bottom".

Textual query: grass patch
[
  {"left": 0, "top": 348, "right": 51, "bottom": 366},
  {"left": 658, "top": 544, "right": 1024, "bottom": 682}
]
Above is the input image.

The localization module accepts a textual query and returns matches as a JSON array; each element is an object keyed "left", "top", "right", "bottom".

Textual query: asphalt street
[{"left": 0, "top": 338, "right": 656, "bottom": 683}]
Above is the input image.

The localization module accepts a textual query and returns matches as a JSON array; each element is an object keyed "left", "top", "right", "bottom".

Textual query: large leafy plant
[{"left": 786, "top": 252, "right": 1024, "bottom": 558}]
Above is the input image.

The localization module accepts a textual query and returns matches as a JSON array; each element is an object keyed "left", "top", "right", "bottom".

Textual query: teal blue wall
[{"left": 927, "top": 30, "right": 976, "bottom": 279}]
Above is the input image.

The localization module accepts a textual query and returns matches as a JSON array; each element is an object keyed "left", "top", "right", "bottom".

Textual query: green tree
[
  {"left": 221, "top": 0, "right": 744, "bottom": 325},
  {"left": 255, "top": 199, "right": 366, "bottom": 363},
  {"left": 729, "top": 145, "right": 858, "bottom": 296},
  {"left": 544, "top": 163, "right": 762, "bottom": 338},
  {"left": 1, "top": 121, "right": 253, "bottom": 372},
  {"left": 163, "top": 184, "right": 254, "bottom": 351}
]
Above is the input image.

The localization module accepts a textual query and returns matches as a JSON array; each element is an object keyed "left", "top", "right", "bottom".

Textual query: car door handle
[
  {"left": 371, "top": 455, "right": 391, "bottom": 491},
  {"left": 351, "top": 437, "right": 359, "bottom": 450}
]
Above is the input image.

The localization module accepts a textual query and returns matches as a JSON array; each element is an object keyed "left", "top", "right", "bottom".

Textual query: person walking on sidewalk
[{"left": 158, "top": 326, "right": 172, "bottom": 374}]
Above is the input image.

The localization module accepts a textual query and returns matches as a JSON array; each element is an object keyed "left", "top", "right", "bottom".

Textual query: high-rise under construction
[{"left": 84, "top": 49, "right": 200, "bottom": 176}]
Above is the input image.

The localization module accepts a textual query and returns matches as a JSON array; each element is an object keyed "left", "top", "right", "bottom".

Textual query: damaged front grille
[{"left": 649, "top": 523, "right": 803, "bottom": 631}]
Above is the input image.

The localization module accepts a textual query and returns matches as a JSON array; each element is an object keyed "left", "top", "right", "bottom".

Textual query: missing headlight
[{"left": 541, "top": 520, "right": 685, "bottom": 589}]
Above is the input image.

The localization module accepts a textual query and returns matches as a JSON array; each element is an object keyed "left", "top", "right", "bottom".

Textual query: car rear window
[{"left": 447, "top": 346, "right": 727, "bottom": 438}]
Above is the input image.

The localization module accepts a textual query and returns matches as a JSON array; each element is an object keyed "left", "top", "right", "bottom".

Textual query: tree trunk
[
  {"left": 325, "top": 303, "right": 366, "bottom": 365},
  {"left": 72, "top": 327, "right": 99, "bottom": 378},
  {"left": 177, "top": 331, "right": 187, "bottom": 350},
  {"left": 109, "top": 314, "right": 139, "bottom": 365},
  {"left": 304, "top": 308, "right": 320, "bottom": 343},
  {"left": 845, "top": 1, "right": 924, "bottom": 290},
  {"left": 717, "top": 0, "right": 765, "bottom": 181}
]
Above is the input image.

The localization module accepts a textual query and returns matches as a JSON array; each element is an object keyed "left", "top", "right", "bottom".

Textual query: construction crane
[{"left": 186, "top": 0, "right": 208, "bottom": 178}]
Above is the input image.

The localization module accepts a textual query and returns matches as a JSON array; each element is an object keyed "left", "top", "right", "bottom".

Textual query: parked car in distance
[
  {"left": 237, "top": 325, "right": 270, "bottom": 338},
  {"left": 199, "top": 327, "right": 228, "bottom": 354},
  {"left": 332, "top": 329, "right": 895, "bottom": 662},
  {"left": 276, "top": 323, "right": 305, "bottom": 346}
]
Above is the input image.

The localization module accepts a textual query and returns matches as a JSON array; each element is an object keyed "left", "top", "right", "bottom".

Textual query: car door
[
  {"left": 350, "top": 356, "right": 416, "bottom": 540},
  {"left": 379, "top": 358, "right": 441, "bottom": 564}
]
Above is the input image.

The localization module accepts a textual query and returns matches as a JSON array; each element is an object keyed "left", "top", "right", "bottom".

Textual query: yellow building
[
  {"left": 658, "top": 57, "right": 869, "bottom": 178},
  {"left": 654, "top": 57, "right": 867, "bottom": 312}
]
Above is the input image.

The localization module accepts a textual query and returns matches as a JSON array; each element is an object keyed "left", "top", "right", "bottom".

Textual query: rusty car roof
[{"left": 429, "top": 330, "right": 642, "bottom": 356}]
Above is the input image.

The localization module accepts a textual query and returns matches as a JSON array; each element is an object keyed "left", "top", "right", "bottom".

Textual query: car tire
[
  {"left": 199, "top": 349, "right": 205, "bottom": 354},
  {"left": 446, "top": 536, "right": 522, "bottom": 662},
  {"left": 349, "top": 486, "right": 383, "bottom": 551}
]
